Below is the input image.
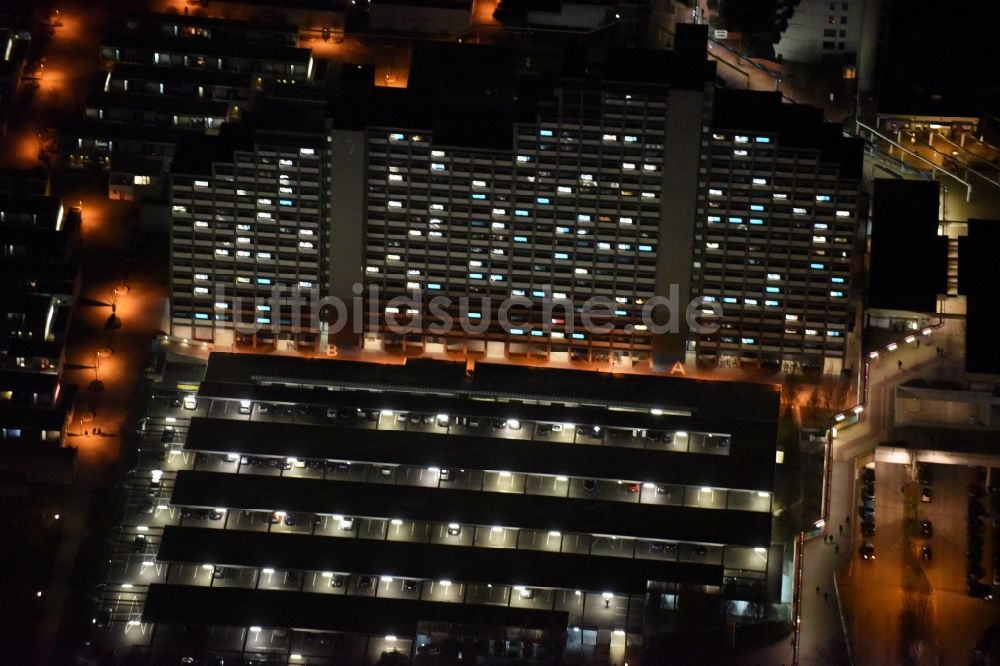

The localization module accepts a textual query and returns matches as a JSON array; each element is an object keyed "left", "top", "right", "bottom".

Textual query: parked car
[
  {"left": 183, "top": 395, "right": 197, "bottom": 410},
  {"left": 626, "top": 483, "right": 641, "bottom": 493},
  {"left": 583, "top": 479, "right": 598, "bottom": 493},
  {"left": 536, "top": 424, "right": 551, "bottom": 437},
  {"left": 862, "top": 483, "right": 875, "bottom": 501},
  {"left": 916, "top": 465, "right": 932, "bottom": 485},
  {"left": 862, "top": 520, "right": 876, "bottom": 536},
  {"left": 861, "top": 467, "right": 875, "bottom": 484},
  {"left": 131, "top": 535, "right": 147, "bottom": 553},
  {"left": 969, "top": 484, "right": 986, "bottom": 499},
  {"left": 329, "top": 574, "right": 345, "bottom": 588},
  {"left": 921, "top": 545, "right": 933, "bottom": 561},
  {"left": 920, "top": 486, "right": 933, "bottom": 503},
  {"left": 859, "top": 543, "right": 875, "bottom": 560},
  {"left": 920, "top": 519, "right": 933, "bottom": 537},
  {"left": 968, "top": 581, "right": 993, "bottom": 599}
]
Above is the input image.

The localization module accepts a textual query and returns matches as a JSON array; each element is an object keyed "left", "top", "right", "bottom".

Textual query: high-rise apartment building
[
  {"left": 695, "top": 91, "right": 862, "bottom": 373},
  {"left": 167, "top": 26, "right": 862, "bottom": 371},
  {"left": 169, "top": 106, "right": 328, "bottom": 349}
]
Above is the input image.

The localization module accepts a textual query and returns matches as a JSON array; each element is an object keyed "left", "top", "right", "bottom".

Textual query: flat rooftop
[
  {"left": 959, "top": 220, "right": 1000, "bottom": 375},
  {"left": 201, "top": 353, "right": 781, "bottom": 423},
  {"left": 869, "top": 179, "right": 947, "bottom": 313}
]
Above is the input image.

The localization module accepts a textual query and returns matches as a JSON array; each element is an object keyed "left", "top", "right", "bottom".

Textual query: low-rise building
[{"left": 96, "top": 352, "right": 783, "bottom": 664}]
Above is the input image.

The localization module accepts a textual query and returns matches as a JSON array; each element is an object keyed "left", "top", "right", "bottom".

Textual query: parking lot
[
  {"left": 844, "top": 460, "right": 1000, "bottom": 666},
  {"left": 93, "top": 387, "right": 770, "bottom": 657}
]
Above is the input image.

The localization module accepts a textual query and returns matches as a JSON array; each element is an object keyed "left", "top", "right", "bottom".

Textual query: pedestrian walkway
[{"left": 797, "top": 460, "right": 853, "bottom": 665}]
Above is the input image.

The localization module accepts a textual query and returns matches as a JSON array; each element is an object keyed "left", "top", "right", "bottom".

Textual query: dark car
[
  {"left": 160, "top": 427, "right": 176, "bottom": 444},
  {"left": 169, "top": 397, "right": 181, "bottom": 409},
  {"left": 921, "top": 545, "right": 932, "bottom": 561},
  {"left": 329, "top": 574, "right": 346, "bottom": 588},
  {"left": 537, "top": 424, "right": 551, "bottom": 437},
  {"left": 403, "top": 579, "right": 418, "bottom": 592},
  {"left": 968, "top": 581, "right": 993, "bottom": 599},
  {"left": 920, "top": 519, "right": 933, "bottom": 537},
  {"left": 859, "top": 543, "right": 875, "bottom": 560},
  {"left": 968, "top": 564, "right": 986, "bottom": 580},
  {"left": 861, "top": 467, "right": 875, "bottom": 484},
  {"left": 969, "top": 500, "right": 986, "bottom": 516},
  {"left": 358, "top": 576, "right": 375, "bottom": 589},
  {"left": 920, "top": 486, "right": 933, "bottom": 503},
  {"left": 583, "top": 479, "right": 598, "bottom": 493},
  {"left": 861, "top": 483, "right": 875, "bottom": 501},
  {"left": 862, "top": 520, "right": 876, "bottom": 536},
  {"left": 969, "top": 484, "right": 986, "bottom": 499},
  {"left": 131, "top": 535, "right": 147, "bottom": 553},
  {"left": 858, "top": 505, "right": 875, "bottom": 519},
  {"left": 917, "top": 465, "right": 932, "bottom": 485},
  {"left": 283, "top": 513, "right": 297, "bottom": 526}
]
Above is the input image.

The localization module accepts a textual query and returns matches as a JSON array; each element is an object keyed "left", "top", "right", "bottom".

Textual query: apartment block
[
  {"left": 166, "top": 27, "right": 863, "bottom": 372},
  {"left": 694, "top": 91, "right": 863, "bottom": 373},
  {"left": 0, "top": 190, "right": 79, "bottom": 448},
  {"left": 62, "top": 12, "right": 312, "bottom": 201},
  {"left": 774, "top": 0, "right": 866, "bottom": 64},
  {"left": 168, "top": 106, "right": 328, "bottom": 348}
]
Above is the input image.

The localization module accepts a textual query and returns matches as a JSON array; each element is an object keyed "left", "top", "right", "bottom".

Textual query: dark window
[
  {"left": 838, "top": 42, "right": 846, "bottom": 50},
  {"left": 822, "top": 41, "right": 836, "bottom": 50},
  {"left": 824, "top": 28, "right": 836, "bottom": 37},
  {"left": 842, "top": 2, "right": 849, "bottom": 9},
  {"left": 839, "top": 29, "right": 847, "bottom": 37},
  {"left": 841, "top": 15, "right": 848, "bottom": 24}
]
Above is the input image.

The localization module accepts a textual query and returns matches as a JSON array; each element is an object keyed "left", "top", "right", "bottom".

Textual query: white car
[
  {"left": 239, "top": 401, "right": 251, "bottom": 415},
  {"left": 183, "top": 395, "right": 197, "bottom": 410}
]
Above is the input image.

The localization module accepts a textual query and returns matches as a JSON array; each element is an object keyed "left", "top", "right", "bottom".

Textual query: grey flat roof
[
  {"left": 183, "top": 417, "right": 775, "bottom": 491},
  {"left": 143, "top": 584, "right": 568, "bottom": 635},
  {"left": 869, "top": 180, "right": 947, "bottom": 313},
  {"left": 157, "top": 526, "right": 722, "bottom": 593},
  {"left": 960, "top": 220, "right": 1000, "bottom": 375},
  {"left": 893, "top": 425, "right": 1000, "bottom": 456},
  {"left": 170, "top": 471, "right": 772, "bottom": 546},
  {"left": 201, "top": 352, "right": 781, "bottom": 423}
]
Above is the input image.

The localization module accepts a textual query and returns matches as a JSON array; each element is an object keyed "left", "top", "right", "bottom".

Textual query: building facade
[
  {"left": 166, "top": 28, "right": 863, "bottom": 372},
  {"left": 774, "top": 0, "right": 866, "bottom": 64},
  {"left": 95, "top": 352, "right": 781, "bottom": 665}
]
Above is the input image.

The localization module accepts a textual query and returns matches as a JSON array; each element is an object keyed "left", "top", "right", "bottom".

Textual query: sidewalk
[{"left": 797, "top": 460, "right": 853, "bottom": 665}]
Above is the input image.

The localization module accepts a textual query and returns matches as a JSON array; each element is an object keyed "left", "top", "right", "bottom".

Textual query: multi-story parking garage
[{"left": 99, "top": 353, "right": 781, "bottom": 664}]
